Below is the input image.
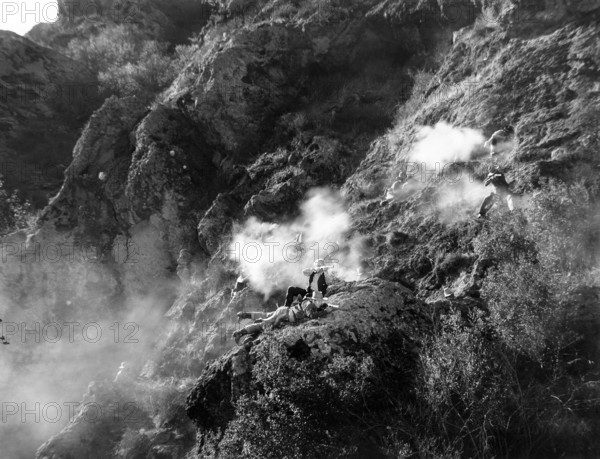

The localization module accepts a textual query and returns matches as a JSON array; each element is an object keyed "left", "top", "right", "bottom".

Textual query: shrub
[
  {"left": 0, "top": 178, "right": 36, "bottom": 235},
  {"left": 67, "top": 25, "right": 142, "bottom": 73},
  {"left": 98, "top": 40, "right": 184, "bottom": 101},
  {"left": 482, "top": 261, "right": 557, "bottom": 360},
  {"left": 528, "top": 182, "right": 600, "bottom": 273},
  {"left": 394, "top": 70, "right": 434, "bottom": 125},
  {"left": 472, "top": 209, "right": 538, "bottom": 266},
  {"left": 415, "top": 311, "right": 518, "bottom": 458},
  {"left": 67, "top": 24, "right": 191, "bottom": 102},
  {"left": 208, "top": 332, "right": 413, "bottom": 458}
]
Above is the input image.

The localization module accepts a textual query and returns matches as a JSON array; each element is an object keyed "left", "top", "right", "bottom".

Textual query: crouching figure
[{"left": 478, "top": 169, "right": 515, "bottom": 218}]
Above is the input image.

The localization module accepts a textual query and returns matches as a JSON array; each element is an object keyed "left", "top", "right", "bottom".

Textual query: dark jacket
[{"left": 308, "top": 271, "right": 328, "bottom": 294}]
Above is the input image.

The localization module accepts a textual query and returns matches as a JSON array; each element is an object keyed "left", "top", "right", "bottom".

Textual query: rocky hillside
[
  {"left": 0, "top": 0, "right": 599, "bottom": 458},
  {"left": 0, "top": 31, "right": 99, "bottom": 205},
  {"left": 27, "top": 0, "right": 213, "bottom": 49}
]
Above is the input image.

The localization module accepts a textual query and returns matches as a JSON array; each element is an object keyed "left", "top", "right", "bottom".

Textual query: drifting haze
[
  {"left": 0, "top": 269, "right": 172, "bottom": 459},
  {"left": 230, "top": 188, "right": 364, "bottom": 298}
]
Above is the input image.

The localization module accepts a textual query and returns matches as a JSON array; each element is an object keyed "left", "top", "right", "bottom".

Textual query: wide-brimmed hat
[{"left": 313, "top": 259, "right": 326, "bottom": 268}]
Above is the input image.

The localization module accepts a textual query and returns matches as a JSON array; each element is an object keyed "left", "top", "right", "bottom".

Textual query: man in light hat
[
  {"left": 231, "top": 272, "right": 248, "bottom": 298},
  {"left": 284, "top": 258, "right": 330, "bottom": 307},
  {"left": 114, "top": 361, "right": 133, "bottom": 384},
  {"left": 484, "top": 125, "right": 514, "bottom": 156},
  {"left": 176, "top": 248, "right": 192, "bottom": 285}
]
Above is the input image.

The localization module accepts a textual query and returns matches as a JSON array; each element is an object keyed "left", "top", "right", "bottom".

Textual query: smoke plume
[
  {"left": 229, "top": 188, "right": 363, "bottom": 298},
  {"left": 410, "top": 121, "right": 485, "bottom": 165},
  {"left": 386, "top": 122, "right": 490, "bottom": 222}
]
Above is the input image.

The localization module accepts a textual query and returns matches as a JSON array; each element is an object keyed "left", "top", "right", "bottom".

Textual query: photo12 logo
[
  {"left": 0, "top": 241, "right": 140, "bottom": 264},
  {"left": 1, "top": 401, "right": 140, "bottom": 424},
  {"left": 0, "top": 1, "right": 59, "bottom": 25},
  {"left": 0, "top": 321, "right": 139, "bottom": 344},
  {"left": 0, "top": 1, "right": 142, "bottom": 26},
  {"left": 227, "top": 241, "right": 340, "bottom": 264}
]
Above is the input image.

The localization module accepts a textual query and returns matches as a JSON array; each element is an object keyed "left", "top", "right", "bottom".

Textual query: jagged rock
[
  {"left": 186, "top": 346, "right": 252, "bottom": 431},
  {"left": 186, "top": 279, "right": 429, "bottom": 434},
  {"left": 36, "top": 381, "right": 154, "bottom": 459},
  {"left": 27, "top": 0, "right": 213, "bottom": 49}
]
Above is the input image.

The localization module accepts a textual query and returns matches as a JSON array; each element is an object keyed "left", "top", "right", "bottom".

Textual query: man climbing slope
[
  {"left": 484, "top": 125, "right": 514, "bottom": 156},
  {"left": 478, "top": 168, "right": 515, "bottom": 218}
]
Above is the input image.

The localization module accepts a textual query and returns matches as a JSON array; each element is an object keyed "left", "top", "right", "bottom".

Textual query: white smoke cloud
[
  {"left": 410, "top": 121, "right": 485, "bottom": 165},
  {"left": 383, "top": 122, "right": 489, "bottom": 222},
  {"left": 230, "top": 188, "right": 364, "bottom": 298},
  {"left": 435, "top": 179, "right": 491, "bottom": 224}
]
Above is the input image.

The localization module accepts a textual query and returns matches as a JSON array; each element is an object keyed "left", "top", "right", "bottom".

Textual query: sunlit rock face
[{"left": 0, "top": 0, "right": 597, "bottom": 457}]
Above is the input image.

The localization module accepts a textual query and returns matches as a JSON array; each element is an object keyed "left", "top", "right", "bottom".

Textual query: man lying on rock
[{"left": 233, "top": 291, "right": 339, "bottom": 344}]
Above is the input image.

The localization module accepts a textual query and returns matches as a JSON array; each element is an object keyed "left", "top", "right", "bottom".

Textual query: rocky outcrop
[
  {"left": 186, "top": 279, "right": 428, "bottom": 437},
  {"left": 0, "top": 31, "right": 99, "bottom": 205}
]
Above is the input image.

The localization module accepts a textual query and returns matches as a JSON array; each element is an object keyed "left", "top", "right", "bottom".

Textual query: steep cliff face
[
  {"left": 5, "top": 0, "right": 443, "bottom": 329},
  {"left": 345, "top": 0, "right": 600, "bottom": 296},
  {"left": 0, "top": 31, "right": 99, "bottom": 205},
  {"left": 2, "top": 0, "right": 600, "bottom": 457},
  {"left": 27, "top": 0, "right": 212, "bottom": 49}
]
